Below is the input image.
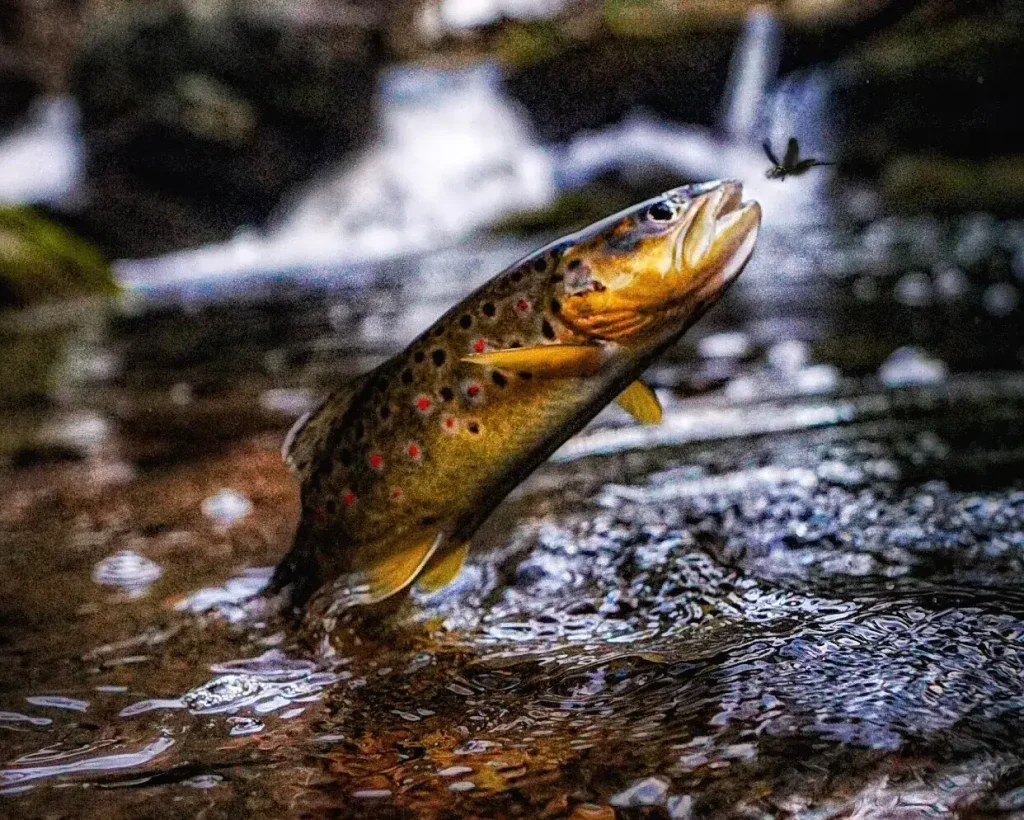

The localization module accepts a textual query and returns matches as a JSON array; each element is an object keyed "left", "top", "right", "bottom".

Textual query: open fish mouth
[{"left": 672, "top": 180, "right": 761, "bottom": 282}]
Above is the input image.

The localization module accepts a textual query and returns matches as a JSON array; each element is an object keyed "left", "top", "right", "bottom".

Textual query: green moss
[
  {"left": 490, "top": 187, "right": 638, "bottom": 236},
  {"left": 0, "top": 206, "right": 118, "bottom": 309},
  {"left": 882, "top": 154, "right": 1024, "bottom": 213}
]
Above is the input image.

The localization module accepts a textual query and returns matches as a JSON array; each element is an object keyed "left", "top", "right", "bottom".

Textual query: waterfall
[{"left": 719, "top": 6, "right": 783, "bottom": 144}]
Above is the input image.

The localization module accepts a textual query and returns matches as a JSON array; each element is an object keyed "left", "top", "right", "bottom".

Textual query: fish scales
[{"left": 272, "top": 180, "right": 762, "bottom": 610}]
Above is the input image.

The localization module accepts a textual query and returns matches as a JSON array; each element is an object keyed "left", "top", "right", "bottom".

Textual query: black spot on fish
[
  {"left": 433, "top": 325, "right": 445, "bottom": 337},
  {"left": 492, "top": 371, "right": 507, "bottom": 387},
  {"left": 414, "top": 351, "right": 425, "bottom": 363},
  {"left": 511, "top": 270, "right": 523, "bottom": 283},
  {"left": 432, "top": 349, "right": 447, "bottom": 366},
  {"left": 534, "top": 257, "right": 547, "bottom": 272},
  {"left": 483, "top": 302, "right": 496, "bottom": 317},
  {"left": 339, "top": 449, "right": 353, "bottom": 467},
  {"left": 379, "top": 406, "right": 391, "bottom": 420},
  {"left": 541, "top": 319, "right": 555, "bottom": 339},
  {"left": 419, "top": 516, "right": 439, "bottom": 526},
  {"left": 550, "top": 298, "right": 561, "bottom": 314},
  {"left": 549, "top": 273, "right": 562, "bottom": 284},
  {"left": 518, "top": 372, "right": 533, "bottom": 381},
  {"left": 509, "top": 340, "right": 522, "bottom": 348},
  {"left": 375, "top": 378, "right": 387, "bottom": 393},
  {"left": 567, "top": 259, "right": 582, "bottom": 270},
  {"left": 468, "top": 422, "right": 480, "bottom": 434},
  {"left": 326, "top": 499, "right": 338, "bottom": 515},
  {"left": 459, "top": 314, "right": 472, "bottom": 329},
  {"left": 440, "top": 386, "right": 454, "bottom": 401},
  {"left": 401, "top": 369, "right": 413, "bottom": 385}
]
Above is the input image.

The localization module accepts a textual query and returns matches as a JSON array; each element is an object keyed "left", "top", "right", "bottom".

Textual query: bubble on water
[
  {"left": 894, "top": 271, "right": 932, "bottom": 307},
  {"left": 25, "top": 696, "right": 89, "bottom": 712},
  {"left": 609, "top": 776, "right": 670, "bottom": 808},
  {"left": 227, "top": 717, "right": 264, "bottom": 736},
  {"left": 92, "top": 550, "right": 162, "bottom": 597},
  {"left": 697, "top": 332, "right": 750, "bottom": 360},
  {"left": 177, "top": 651, "right": 342, "bottom": 716},
  {"left": 878, "top": 347, "right": 948, "bottom": 388},
  {"left": 201, "top": 489, "right": 253, "bottom": 525},
  {"left": 982, "top": 282, "right": 1020, "bottom": 317}
]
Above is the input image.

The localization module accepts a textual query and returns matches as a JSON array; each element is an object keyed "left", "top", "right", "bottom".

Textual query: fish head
[{"left": 556, "top": 180, "right": 761, "bottom": 344}]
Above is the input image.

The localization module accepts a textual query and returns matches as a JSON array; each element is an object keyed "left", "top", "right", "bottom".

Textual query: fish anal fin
[
  {"left": 283, "top": 376, "right": 366, "bottom": 480},
  {"left": 416, "top": 542, "right": 469, "bottom": 593},
  {"left": 462, "top": 345, "right": 603, "bottom": 378},
  {"left": 346, "top": 529, "right": 443, "bottom": 605},
  {"left": 616, "top": 379, "right": 662, "bottom": 425}
]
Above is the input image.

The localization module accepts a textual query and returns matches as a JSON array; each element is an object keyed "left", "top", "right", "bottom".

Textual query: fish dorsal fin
[
  {"left": 282, "top": 376, "right": 367, "bottom": 480},
  {"left": 346, "top": 529, "right": 443, "bottom": 605},
  {"left": 462, "top": 344, "right": 604, "bottom": 378},
  {"left": 616, "top": 379, "right": 662, "bottom": 425},
  {"left": 416, "top": 542, "right": 469, "bottom": 594}
]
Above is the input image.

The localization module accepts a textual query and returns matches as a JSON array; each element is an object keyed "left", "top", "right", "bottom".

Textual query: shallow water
[{"left": 1, "top": 213, "right": 1023, "bottom": 818}]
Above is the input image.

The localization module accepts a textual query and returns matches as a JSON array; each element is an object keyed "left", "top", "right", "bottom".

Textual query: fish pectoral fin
[
  {"left": 283, "top": 375, "right": 367, "bottom": 480},
  {"left": 461, "top": 344, "right": 604, "bottom": 378},
  {"left": 616, "top": 379, "right": 662, "bottom": 425},
  {"left": 346, "top": 529, "right": 443, "bottom": 605},
  {"left": 416, "top": 542, "right": 470, "bottom": 594}
]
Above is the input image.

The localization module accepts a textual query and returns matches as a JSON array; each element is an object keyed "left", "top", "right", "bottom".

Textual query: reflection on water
[{"left": 1, "top": 203, "right": 1022, "bottom": 816}]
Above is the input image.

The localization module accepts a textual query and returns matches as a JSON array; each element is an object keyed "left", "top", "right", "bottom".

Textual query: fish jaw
[{"left": 558, "top": 180, "right": 762, "bottom": 343}]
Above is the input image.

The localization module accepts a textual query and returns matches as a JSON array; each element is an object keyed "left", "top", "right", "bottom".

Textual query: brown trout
[{"left": 270, "top": 179, "right": 761, "bottom": 610}]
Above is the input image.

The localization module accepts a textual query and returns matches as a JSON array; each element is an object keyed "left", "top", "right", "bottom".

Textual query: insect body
[{"left": 763, "top": 138, "right": 832, "bottom": 180}]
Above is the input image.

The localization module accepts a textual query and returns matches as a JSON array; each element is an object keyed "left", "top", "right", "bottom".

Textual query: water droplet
[
  {"left": 92, "top": 551, "right": 162, "bottom": 597},
  {"left": 201, "top": 489, "right": 253, "bottom": 525}
]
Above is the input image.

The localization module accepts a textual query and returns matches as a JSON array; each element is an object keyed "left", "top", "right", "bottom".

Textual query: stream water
[{"left": 2, "top": 199, "right": 1023, "bottom": 817}]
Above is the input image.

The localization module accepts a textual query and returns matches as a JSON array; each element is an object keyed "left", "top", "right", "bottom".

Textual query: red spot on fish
[
  {"left": 369, "top": 452, "right": 383, "bottom": 471},
  {"left": 517, "top": 299, "right": 530, "bottom": 313},
  {"left": 442, "top": 416, "right": 458, "bottom": 434},
  {"left": 415, "top": 396, "right": 432, "bottom": 412},
  {"left": 407, "top": 443, "right": 421, "bottom": 460},
  {"left": 392, "top": 487, "right": 403, "bottom": 500},
  {"left": 473, "top": 338, "right": 486, "bottom": 353},
  {"left": 343, "top": 490, "right": 356, "bottom": 506},
  {"left": 466, "top": 383, "right": 480, "bottom": 398}
]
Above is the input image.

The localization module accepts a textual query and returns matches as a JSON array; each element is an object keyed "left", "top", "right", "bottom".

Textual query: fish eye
[{"left": 646, "top": 201, "right": 676, "bottom": 222}]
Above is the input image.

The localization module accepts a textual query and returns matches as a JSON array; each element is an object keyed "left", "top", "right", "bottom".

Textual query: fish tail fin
[{"left": 267, "top": 518, "right": 344, "bottom": 614}]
